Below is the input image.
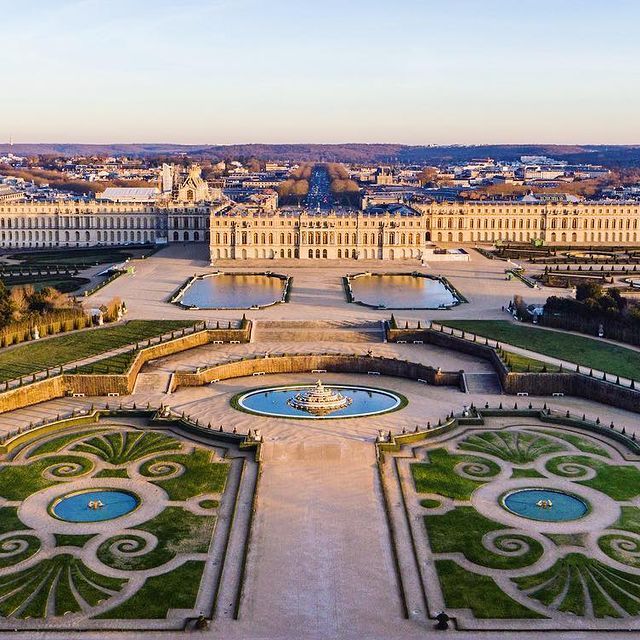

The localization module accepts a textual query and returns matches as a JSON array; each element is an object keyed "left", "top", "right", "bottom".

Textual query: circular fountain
[
  {"left": 50, "top": 489, "right": 140, "bottom": 522},
  {"left": 234, "top": 382, "right": 404, "bottom": 419},
  {"left": 286, "top": 380, "right": 352, "bottom": 416},
  {"left": 501, "top": 488, "right": 588, "bottom": 522}
]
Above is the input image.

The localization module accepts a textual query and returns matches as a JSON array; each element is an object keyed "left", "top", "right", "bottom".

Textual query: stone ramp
[
  {"left": 133, "top": 372, "right": 172, "bottom": 395},
  {"left": 253, "top": 320, "right": 384, "bottom": 343},
  {"left": 464, "top": 372, "right": 503, "bottom": 394}
]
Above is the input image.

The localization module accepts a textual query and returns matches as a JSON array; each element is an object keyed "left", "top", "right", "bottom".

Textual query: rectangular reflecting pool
[
  {"left": 347, "top": 273, "right": 460, "bottom": 309},
  {"left": 175, "top": 273, "right": 288, "bottom": 309}
]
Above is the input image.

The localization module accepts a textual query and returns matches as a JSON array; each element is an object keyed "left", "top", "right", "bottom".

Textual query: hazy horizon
[{"left": 3, "top": 0, "right": 640, "bottom": 145}]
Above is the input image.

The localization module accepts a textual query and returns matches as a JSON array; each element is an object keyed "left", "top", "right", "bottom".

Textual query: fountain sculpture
[{"left": 286, "top": 380, "right": 352, "bottom": 416}]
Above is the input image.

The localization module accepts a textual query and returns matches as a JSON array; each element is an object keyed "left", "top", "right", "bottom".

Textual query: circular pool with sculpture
[
  {"left": 233, "top": 381, "right": 406, "bottom": 419},
  {"left": 501, "top": 488, "right": 589, "bottom": 522},
  {"left": 50, "top": 489, "right": 140, "bottom": 522}
]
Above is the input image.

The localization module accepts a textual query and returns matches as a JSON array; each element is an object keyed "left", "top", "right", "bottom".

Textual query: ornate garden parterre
[
  {"left": 0, "top": 422, "right": 236, "bottom": 628},
  {"left": 396, "top": 421, "right": 640, "bottom": 630}
]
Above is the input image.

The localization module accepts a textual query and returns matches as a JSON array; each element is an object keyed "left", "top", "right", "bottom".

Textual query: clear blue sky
[{"left": 2, "top": 0, "right": 639, "bottom": 144}]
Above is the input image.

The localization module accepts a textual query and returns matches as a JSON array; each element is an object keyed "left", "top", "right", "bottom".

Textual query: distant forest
[{"left": 3, "top": 144, "right": 640, "bottom": 167}]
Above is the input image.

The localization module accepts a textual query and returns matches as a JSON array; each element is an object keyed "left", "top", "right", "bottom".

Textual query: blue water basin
[
  {"left": 236, "top": 385, "right": 402, "bottom": 419},
  {"left": 502, "top": 488, "right": 588, "bottom": 522},
  {"left": 51, "top": 489, "right": 139, "bottom": 522}
]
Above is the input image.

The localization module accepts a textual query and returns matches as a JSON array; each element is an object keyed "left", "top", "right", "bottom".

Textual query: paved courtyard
[{"left": 87, "top": 243, "right": 550, "bottom": 324}]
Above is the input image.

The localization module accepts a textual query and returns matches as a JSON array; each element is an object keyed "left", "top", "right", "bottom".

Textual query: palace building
[
  {"left": 1, "top": 166, "right": 640, "bottom": 259},
  {"left": 209, "top": 201, "right": 640, "bottom": 261}
]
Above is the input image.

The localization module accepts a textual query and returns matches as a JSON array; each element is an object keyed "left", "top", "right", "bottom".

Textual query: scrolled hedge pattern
[
  {"left": 0, "top": 425, "right": 229, "bottom": 623},
  {"left": 410, "top": 426, "right": 640, "bottom": 621}
]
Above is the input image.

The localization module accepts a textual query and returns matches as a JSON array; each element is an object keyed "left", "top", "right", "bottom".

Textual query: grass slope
[
  {"left": 442, "top": 320, "right": 640, "bottom": 380},
  {"left": 0, "top": 320, "right": 195, "bottom": 382}
]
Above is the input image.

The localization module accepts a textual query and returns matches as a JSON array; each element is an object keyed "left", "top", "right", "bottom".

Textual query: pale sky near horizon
[{"left": 1, "top": 0, "right": 639, "bottom": 145}]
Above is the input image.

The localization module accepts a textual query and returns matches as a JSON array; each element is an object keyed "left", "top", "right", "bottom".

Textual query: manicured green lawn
[
  {"left": 0, "top": 425, "right": 227, "bottom": 621},
  {"left": 537, "top": 429, "right": 611, "bottom": 458},
  {"left": 546, "top": 455, "right": 640, "bottom": 500},
  {"left": 94, "top": 468, "right": 129, "bottom": 478},
  {"left": 611, "top": 506, "right": 640, "bottom": 535},
  {"left": 510, "top": 467, "right": 546, "bottom": 479},
  {"left": 97, "top": 507, "right": 215, "bottom": 570},
  {"left": 503, "top": 351, "right": 561, "bottom": 373},
  {"left": 0, "top": 455, "right": 94, "bottom": 499},
  {"left": 426, "top": 507, "right": 544, "bottom": 570},
  {"left": 12, "top": 247, "right": 142, "bottom": 266},
  {"left": 0, "top": 554, "right": 127, "bottom": 618},
  {"left": 458, "top": 430, "right": 566, "bottom": 464},
  {"left": 442, "top": 320, "right": 640, "bottom": 380},
  {"left": 0, "top": 319, "right": 196, "bottom": 382},
  {"left": 436, "top": 560, "right": 543, "bottom": 618},
  {"left": 54, "top": 533, "right": 96, "bottom": 548},
  {"left": 411, "top": 448, "right": 500, "bottom": 500},
  {"left": 26, "top": 429, "right": 108, "bottom": 458},
  {"left": 98, "top": 561, "right": 204, "bottom": 619},
  {"left": 75, "top": 350, "right": 139, "bottom": 374},
  {"left": 140, "top": 449, "right": 229, "bottom": 500},
  {"left": 513, "top": 553, "right": 640, "bottom": 617},
  {"left": 3, "top": 275, "right": 90, "bottom": 293}
]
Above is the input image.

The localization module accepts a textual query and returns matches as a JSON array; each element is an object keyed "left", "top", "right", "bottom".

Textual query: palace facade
[
  {"left": 2, "top": 176, "right": 640, "bottom": 260},
  {"left": 209, "top": 201, "right": 640, "bottom": 261}
]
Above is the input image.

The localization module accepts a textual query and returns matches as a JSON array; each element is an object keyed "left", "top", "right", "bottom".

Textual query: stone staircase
[
  {"left": 253, "top": 320, "right": 384, "bottom": 343},
  {"left": 463, "top": 373, "right": 503, "bottom": 395}
]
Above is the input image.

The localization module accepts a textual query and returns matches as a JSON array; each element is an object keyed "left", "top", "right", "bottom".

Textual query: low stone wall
[
  {"left": 0, "top": 323, "right": 252, "bottom": 415},
  {"left": 388, "top": 325, "right": 640, "bottom": 414},
  {"left": 172, "top": 354, "right": 462, "bottom": 391},
  {"left": 502, "top": 372, "right": 640, "bottom": 414},
  {"left": 0, "top": 377, "right": 65, "bottom": 415},
  {"left": 388, "top": 325, "right": 508, "bottom": 376}
]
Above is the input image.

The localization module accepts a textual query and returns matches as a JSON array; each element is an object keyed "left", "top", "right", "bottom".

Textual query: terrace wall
[
  {"left": 0, "top": 323, "right": 252, "bottom": 415},
  {"left": 171, "top": 354, "right": 462, "bottom": 391},
  {"left": 387, "top": 325, "right": 640, "bottom": 414}
]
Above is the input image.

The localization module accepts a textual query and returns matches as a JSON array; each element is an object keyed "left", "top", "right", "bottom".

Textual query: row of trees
[
  {"left": 542, "top": 283, "right": 640, "bottom": 346},
  {"left": 0, "top": 280, "right": 126, "bottom": 348},
  {"left": 0, "top": 280, "right": 90, "bottom": 346},
  {"left": 0, "top": 282, "right": 74, "bottom": 328},
  {"left": 460, "top": 168, "right": 640, "bottom": 201},
  {"left": 326, "top": 163, "right": 359, "bottom": 206},
  {"left": 0, "top": 164, "right": 153, "bottom": 196},
  {"left": 276, "top": 163, "right": 312, "bottom": 205}
]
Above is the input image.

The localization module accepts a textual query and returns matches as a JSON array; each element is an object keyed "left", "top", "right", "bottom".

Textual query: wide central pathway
[{"left": 239, "top": 437, "right": 403, "bottom": 639}]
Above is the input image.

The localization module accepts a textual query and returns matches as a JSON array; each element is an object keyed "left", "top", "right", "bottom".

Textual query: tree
[
  {"left": 0, "top": 281, "right": 13, "bottom": 329},
  {"left": 575, "top": 282, "right": 603, "bottom": 302},
  {"left": 417, "top": 166, "right": 438, "bottom": 186}
]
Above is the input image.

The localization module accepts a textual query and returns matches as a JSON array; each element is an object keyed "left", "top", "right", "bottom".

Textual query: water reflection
[
  {"left": 180, "top": 274, "right": 285, "bottom": 309},
  {"left": 350, "top": 274, "right": 457, "bottom": 309}
]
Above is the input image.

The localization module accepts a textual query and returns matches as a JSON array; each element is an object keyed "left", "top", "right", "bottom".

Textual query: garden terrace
[
  {"left": 0, "top": 412, "right": 258, "bottom": 629},
  {"left": 0, "top": 320, "right": 197, "bottom": 383},
  {"left": 10, "top": 246, "right": 155, "bottom": 267},
  {"left": 440, "top": 320, "right": 640, "bottom": 381},
  {"left": 380, "top": 409, "right": 640, "bottom": 630}
]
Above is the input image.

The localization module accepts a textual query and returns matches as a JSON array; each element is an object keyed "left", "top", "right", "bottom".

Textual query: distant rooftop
[{"left": 96, "top": 187, "right": 159, "bottom": 203}]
